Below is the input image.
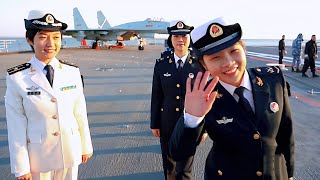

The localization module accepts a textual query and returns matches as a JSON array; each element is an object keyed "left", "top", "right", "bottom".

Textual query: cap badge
[
  {"left": 177, "top": 22, "right": 184, "bottom": 29},
  {"left": 46, "top": 14, "right": 54, "bottom": 23},
  {"left": 209, "top": 24, "right": 223, "bottom": 38},
  {"left": 270, "top": 102, "right": 279, "bottom": 113},
  {"left": 188, "top": 73, "right": 194, "bottom": 79},
  {"left": 256, "top": 76, "right": 263, "bottom": 86}
]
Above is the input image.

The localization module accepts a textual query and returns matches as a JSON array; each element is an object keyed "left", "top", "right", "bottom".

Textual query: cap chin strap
[
  {"left": 199, "top": 32, "right": 240, "bottom": 53},
  {"left": 171, "top": 29, "right": 190, "bottom": 33}
]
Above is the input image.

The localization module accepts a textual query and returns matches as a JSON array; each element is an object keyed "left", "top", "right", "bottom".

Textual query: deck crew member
[
  {"left": 169, "top": 17, "right": 294, "bottom": 180},
  {"left": 5, "top": 10, "right": 93, "bottom": 180},
  {"left": 151, "top": 20, "right": 205, "bottom": 180}
]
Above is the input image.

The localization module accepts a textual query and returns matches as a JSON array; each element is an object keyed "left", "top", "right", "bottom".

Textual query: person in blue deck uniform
[
  {"left": 5, "top": 10, "right": 93, "bottom": 180},
  {"left": 169, "top": 17, "right": 294, "bottom": 180},
  {"left": 151, "top": 20, "right": 206, "bottom": 179}
]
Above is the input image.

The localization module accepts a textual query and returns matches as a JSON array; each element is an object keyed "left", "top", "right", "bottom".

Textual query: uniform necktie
[
  {"left": 44, "top": 65, "right": 54, "bottom": 87},
  {"left": 177, "top": 59, "right": 183, "bottom": 72},
  {"left": 234, "top": 86, "right": 254, "bottom": 116}
]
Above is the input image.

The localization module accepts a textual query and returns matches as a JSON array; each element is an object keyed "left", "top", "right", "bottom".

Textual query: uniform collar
[
  {"left": 174, "top": 52, "right": 189, "bottom": 64},
  {"left": 32, "top": 56, "right": 59, "bottom": 71}
]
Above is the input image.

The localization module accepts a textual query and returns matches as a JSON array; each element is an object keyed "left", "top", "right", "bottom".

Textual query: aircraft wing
[{"left": 64, "top": 7, "right": 169, "bottom": 44}]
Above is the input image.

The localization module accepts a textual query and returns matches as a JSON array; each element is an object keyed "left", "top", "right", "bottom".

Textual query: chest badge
[
  {"left": 26, "top": 86, "right": 39, "bottom": 91},
  {"left": 26, "top": 86, "right": 40, "bottom": 95},
  {"left": 163, "top": 72, "right": 171, "bottom": 77},
  {"left": 270, "top": 102, "right": 279, "bottom": 113},
  {"left": 216, "top": 117, "right": 233, "bottom": 124},
  {"left": 60, "top": 85, "right": 77, "bottom": 91}
]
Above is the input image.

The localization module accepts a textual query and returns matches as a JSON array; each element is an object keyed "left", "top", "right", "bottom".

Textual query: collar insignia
[
  {"left": 169, "top": 58, "right": 173, "bottom": 63},
  {"left": 256, "top": 76, "right": 263, "bottom": 86},
  {"left": 266, "top": 67, "right": 274, "bottom": 73}
]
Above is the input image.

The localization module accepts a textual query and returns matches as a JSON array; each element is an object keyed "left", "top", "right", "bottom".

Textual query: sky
[{"left": 1, "top": 0, "right": 319, "bottom": 39}]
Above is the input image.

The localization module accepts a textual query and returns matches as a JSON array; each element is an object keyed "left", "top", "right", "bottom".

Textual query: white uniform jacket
[{"left": 5, "top": 57, "right": 93, "bottom": 176}]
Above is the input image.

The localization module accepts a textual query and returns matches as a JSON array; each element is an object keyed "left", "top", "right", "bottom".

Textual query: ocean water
[{"left": 0, "top": 37, "right": 295, "bottom": 53}]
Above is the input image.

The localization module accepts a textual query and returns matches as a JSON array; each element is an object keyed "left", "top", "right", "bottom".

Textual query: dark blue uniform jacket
[{"left": 169, "top": 66, "right": 294, "bottom": 180}]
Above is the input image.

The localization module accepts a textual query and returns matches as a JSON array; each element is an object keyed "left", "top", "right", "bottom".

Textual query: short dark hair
[{"left": 25, "top": 30, "right": 41, "bottom": 43}]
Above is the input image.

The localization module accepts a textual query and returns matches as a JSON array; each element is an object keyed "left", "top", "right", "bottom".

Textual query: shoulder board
[
  {"left": 250, "top": 66, "right": 282, "bottom": 76},
  {"left": 7, "top": 63, "right": 31, "bottom": 75},
  {"left": 59, "top": 60, "right": 79, "bottom": 68},
  {"left": 160, "top": 50, "right": 173, "bottom": 58}
]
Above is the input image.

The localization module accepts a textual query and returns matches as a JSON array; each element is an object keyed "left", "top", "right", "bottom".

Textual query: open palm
[{"left": 185, "top": 71, "right": 219, "bottom": 117}]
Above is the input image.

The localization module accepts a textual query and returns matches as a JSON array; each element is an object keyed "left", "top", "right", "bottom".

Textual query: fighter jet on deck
[{"left": 64, "top": 7, "right": 170, "bottom": 50}]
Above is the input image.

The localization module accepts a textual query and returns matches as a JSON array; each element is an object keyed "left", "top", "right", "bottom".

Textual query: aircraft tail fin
[
  {"left": 73, "top": 7, "right": 88, "bottom": 30},
  {"left": 97, "top": 10, "right": 111, "bottom": 29}
]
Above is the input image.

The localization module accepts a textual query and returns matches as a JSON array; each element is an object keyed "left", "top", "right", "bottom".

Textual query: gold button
[
  {"left": 51, "top": 98, "right": 57, "bottom": 102},
  {"left": 53, "top": 132, "right": 59, "bottom": 136},
  {"left": 52, "top": 115, "right": 57, "bottom": 119},
  {"left": 256, "top": 171, "right": 262, "bottom": 176},
  {"left": 176, "top": 84, "right": 180, "bottom": 88},
  {"left": 176, "top": 96, "right": 180, "bottom": 100},
  {"left": 217, "top": 170, "right": 223, "bottom": 176},
  {"left": 27, "top": 139, "right": 30, "bottom": 143},
  {"left": 161, "top": 108, "right": 163, "bottom": 111},
  {"left": 253, "top": 133, "right": 260, "bottom": 140},
  {"left": 175, "top": 108, "right": 180, "bottom": 112}
]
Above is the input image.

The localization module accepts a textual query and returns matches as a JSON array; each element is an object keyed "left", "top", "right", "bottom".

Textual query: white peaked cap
[
  {"left": 191, "top": 17, "right": 229, "bottom": 43},
  {"left": 28, "top": 10, "right": 47, "bottom": 20}
]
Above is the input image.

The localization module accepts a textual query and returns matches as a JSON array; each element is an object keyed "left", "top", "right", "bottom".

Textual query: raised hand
[{"left": 185, "top": 71, "right": 219, "bottom": 117}]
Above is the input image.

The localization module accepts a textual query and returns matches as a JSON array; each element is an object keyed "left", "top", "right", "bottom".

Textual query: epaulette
[
  {"left": 160, "top": 50, "right": 173, "bottom": 58},
  {"left": 59, "top": 60, "right": 79, "bottom": 68},
  {"left": 251, "top": 66, "right": 282, "bottom": 76},
  {"left": 6, "top": 63, "right": 31, "bottom": 75}
]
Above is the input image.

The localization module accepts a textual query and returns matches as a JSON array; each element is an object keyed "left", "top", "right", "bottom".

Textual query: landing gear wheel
[
  {"left": 138, "top": 45, "right": 144, "bottom": 50},
  {"left": 92, "top": 42, "right": 97, "bottom": 49}
]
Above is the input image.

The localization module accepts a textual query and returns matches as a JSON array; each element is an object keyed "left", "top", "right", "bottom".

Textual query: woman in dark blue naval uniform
[
  {"left": 169, "top": 17, "right": 294, "bottom": 180},
  {"left": 151, "top": 21, "right": 205, "bottom": 180}
]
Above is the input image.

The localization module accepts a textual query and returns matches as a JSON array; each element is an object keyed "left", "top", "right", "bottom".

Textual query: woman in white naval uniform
[{"left": 5, "top": 10, "right": 93, "bottom": 180}]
